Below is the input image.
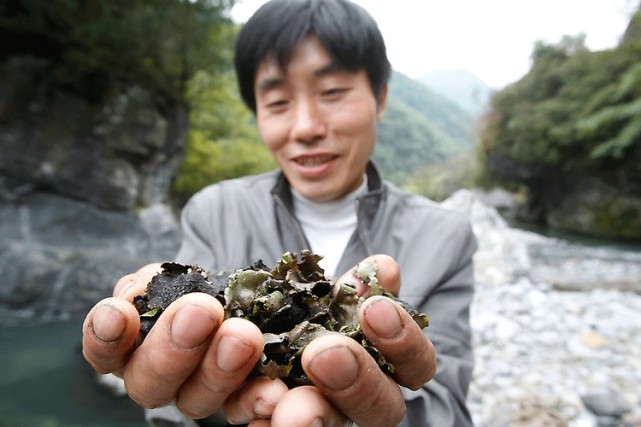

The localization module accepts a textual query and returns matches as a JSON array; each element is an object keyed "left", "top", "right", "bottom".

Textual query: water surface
[{"left": 0, "top": 319, "right": 146, "bottom": 427}]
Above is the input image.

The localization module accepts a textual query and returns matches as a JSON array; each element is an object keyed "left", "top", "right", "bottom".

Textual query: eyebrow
[
  {"left": 256, "top": 61, "right": 349, "bottom": 93},
  {"left": 314, "top": 61, "right": 347, "bottom": 77}
]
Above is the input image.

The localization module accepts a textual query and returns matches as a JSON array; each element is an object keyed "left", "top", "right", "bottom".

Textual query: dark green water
[
  {"left": 508, "top": 219, "right": 641, "bottom": 252},
  {"left": 0, "top": 319, "right": 146, "bottom": 427}
]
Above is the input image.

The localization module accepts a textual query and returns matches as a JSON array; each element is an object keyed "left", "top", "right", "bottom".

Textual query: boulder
[
  {"left": 0, "top": 192, "right": 181, "bottom": 323},
  {"left": 0, "top": 56, "right": 188, "bottom": 210},
  {"left": 0, "top": 55, "right": 187, "bottom": 323}
]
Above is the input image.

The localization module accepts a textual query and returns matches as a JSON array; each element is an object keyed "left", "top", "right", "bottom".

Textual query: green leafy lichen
[{"left": 133, "top": 250, "right": 429, "bottom": 387}]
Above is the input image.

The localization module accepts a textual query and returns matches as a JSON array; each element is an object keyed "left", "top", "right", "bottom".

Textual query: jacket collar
[{"left": 271, "top": 161, "right": 386, "bottom": 260}]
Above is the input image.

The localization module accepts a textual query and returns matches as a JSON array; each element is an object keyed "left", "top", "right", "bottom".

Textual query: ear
[{"left": 376, "top": 84, "right": 388, "bottom": 120}]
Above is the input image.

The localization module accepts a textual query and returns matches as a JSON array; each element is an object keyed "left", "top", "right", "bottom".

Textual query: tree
[{"left": 0, "top": 0, "right": 236, "bottom": 105}]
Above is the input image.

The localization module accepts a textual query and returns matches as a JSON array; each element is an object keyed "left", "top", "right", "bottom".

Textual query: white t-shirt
[{"left": 291, "top": 177, "right": 367, "bottom": 277}]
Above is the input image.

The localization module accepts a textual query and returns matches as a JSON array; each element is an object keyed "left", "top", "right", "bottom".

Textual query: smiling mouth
[{"left": 294, "top": 155, "right": 336, "bottom": 167}]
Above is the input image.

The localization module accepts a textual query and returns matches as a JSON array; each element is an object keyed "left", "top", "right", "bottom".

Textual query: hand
[
  {"left": 223, "top": 255, "right": 437, "bottom": 426},
  {"left": 82, "top": 263, "right": 287, "bottom": 419}
]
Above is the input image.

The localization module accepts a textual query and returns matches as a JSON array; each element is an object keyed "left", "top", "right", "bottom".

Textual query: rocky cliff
[
  {"left": 486, "top": 153, "right": 641, "bottom": 241},
  {"left": 0, "top": 56, "right": 186, "bottom": 323}
]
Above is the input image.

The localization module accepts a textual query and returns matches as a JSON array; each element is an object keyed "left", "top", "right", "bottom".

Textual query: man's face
[{"left": 254, "top": 37, "right": 387, "bottom": 202}]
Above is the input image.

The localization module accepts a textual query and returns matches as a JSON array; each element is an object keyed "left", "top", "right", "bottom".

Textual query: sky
[{"left": 229, "top": 0, "right": 639, "bottom": 88}]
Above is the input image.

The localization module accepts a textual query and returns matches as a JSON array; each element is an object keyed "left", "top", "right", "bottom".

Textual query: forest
[
  {"left": 0, "top": 0, "right": 475, "bottom": 203},
  {"left": 478, "top": 7, "right": 641, "bottom": 239},
  {"left": 1, "top": 0, "right": 640, "bottom": 238}
]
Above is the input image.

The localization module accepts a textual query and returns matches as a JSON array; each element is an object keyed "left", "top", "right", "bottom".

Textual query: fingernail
[
  {"left": 92, "top": 304, "right": 125, "bottom": 342},
  {"left": 217, "top": 335, "right": 254, "bottom": 372},
  {"left": 308, "top": 345, "right": 359, "bottom": 391},
  {"left": 364, "top": 298, "right": 402, "bottom": 339},
  {"left": 116, "top": 279, "right": 135, "bottom": 298},
  {"left": 170, "top": 305, "right": 216, "bottom": 349},
  {"left": 253, "top": 396, "right": 275, "bottom": 418}
]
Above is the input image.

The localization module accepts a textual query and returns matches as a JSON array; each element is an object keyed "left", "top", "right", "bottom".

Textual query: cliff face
[
  {"left": 486, "top": 153, "right": 641, "bottom": 241},
  {"left": 0, "top": 56, "right": 188, "bottom": 210},
  {"left": 0, "top": 56, "right": 186, "bottom": 323}
]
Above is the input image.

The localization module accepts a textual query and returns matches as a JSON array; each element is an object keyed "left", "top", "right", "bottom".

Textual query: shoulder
[
  {"left": 384, "top": 182, "right": 471, "bottom": 228},
  {"left": 179, "top": 170, "right": 280, "bottom": 227},
  {"left": 185, "top": 170, "right": 279, "bottom": 207},
  {"left": 380, "top": 183, "right": 478, "bottom": 259},
  {"left": 195, "top": 170, "right": 279, "bottom": 198}
]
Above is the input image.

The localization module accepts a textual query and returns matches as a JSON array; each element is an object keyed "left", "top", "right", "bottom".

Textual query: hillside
[
  {"left": 478, "top": 7, "right": 641, "bottom": 240},
  {"left": 374, "top": 71, "right": 476, "bottom": 186},
  {"left": 419, "top": 69, "right": 494, "bottom": 119}
]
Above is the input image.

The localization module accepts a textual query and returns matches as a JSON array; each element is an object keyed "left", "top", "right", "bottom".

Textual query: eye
[
  {"left": 322, "top": 87, "right": 348, "bottom": 98},
  {"left": 265, "top": 99, "right": 290, "bottom": 112},
  {"left": 268, "top": 99, "right": 288, "bottom": 107}
]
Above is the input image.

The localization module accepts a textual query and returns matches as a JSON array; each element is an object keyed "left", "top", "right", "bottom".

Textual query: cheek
[
  {"left": 338, "top": 107, "right": 378, "bottom": 154},
  {"left": 257, "top": 116, "right": 287, "bottom": 154}
]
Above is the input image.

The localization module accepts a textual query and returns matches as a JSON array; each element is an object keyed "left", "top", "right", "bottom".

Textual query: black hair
[{"left": 234, "top": 0, "right": 391, "bottom": 112}]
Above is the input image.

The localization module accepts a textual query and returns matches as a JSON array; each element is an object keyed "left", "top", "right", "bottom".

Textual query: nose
[{"left": 291, "top": 99, "right": 326, "bottom": 144}]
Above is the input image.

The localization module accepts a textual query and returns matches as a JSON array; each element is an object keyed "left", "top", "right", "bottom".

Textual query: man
[{"left": 82, "top": 0, "right": 477, "bottom": 425}]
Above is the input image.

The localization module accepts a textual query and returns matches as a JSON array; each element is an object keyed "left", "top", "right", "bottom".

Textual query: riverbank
[{"left": 444, "top": 190, "right": 641, "bottom": 426}]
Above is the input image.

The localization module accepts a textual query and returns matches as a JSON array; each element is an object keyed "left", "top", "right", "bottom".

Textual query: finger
[
  {"left": 271, "top": 386, "right": 350, "bottom": 427},
  {"left": 360, "top": 296, "right": 436, "bottom": 390},
  {"left": 336, "top": 254, "right": 400, "bottom": 297},
  {"left": 223, "top": 376, "right": 288, "bottom": 424},
  {"left": 82, "top": 297, "right": 141, "bottom": 375},
  {"left": 175, "top": 317, "right": 265, "bottom": 419},
  {"left": 123, "top": 292, "right": 224, "bottom": 408},
  {"left": 113, "top": 263, "right": 162, "bottom": 301},
  {"left": 302, "top": 334, "right": 406, "bottom": 427}
]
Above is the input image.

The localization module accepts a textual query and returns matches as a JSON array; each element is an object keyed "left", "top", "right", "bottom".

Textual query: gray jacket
[{"left": 162, "top": 163, "right": 477, "bottom": 427}]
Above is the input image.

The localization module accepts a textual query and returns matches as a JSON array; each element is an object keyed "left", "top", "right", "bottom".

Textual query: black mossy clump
[{"left": 133, "top": 263, "right": 227, "bottom": 334}]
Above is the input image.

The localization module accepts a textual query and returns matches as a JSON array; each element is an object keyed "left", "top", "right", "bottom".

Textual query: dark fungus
[{"left": 134, "top": 250, "right": 429, "bottom": 388}]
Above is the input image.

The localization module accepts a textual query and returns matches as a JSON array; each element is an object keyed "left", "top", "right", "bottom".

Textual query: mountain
[
  {"left": 373, "top": 70, "right": 476, "bottom": 186},
  {"left": 418, "top": 69, "right": 494, "bottom": 118}
]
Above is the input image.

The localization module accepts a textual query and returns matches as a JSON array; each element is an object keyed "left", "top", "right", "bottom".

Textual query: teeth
[{"left": 297, "top": 155, "right": 332, "bottom": 166}]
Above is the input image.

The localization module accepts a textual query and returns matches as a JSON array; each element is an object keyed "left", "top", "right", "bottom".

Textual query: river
[{"left": 0, "top": 319, "right": 146, "bottom": 426}]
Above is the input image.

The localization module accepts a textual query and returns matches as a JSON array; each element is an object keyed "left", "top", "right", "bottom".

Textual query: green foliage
[
  {"left": 170, "top": 25, "right": 275, "bottom": 206},
  {"left": 0, "top": 0, "right": 235, "bottom": 104},
  {"left": 479, "top": 8, "right": 641, "bottom": 182},
  {"left": 171, "top": 129, "right": 275, "bottom": 206},
  {"left": 375, "top": 71, "right": 475, "bottom": 186},
  {"left": 577, "top": 63, "right": 641, "bottom": 160},
  {"left": 405, "top": 149, "right": 481, "bottom": 201},
  {"left": 1, "top": 0, "right": 478, "bottom": 204},
  {"left": 477, "top": 7, "right": 641, "bottom": 239},
  {"left": 387, "top": 71, "right": 475, "bottom": 149}
]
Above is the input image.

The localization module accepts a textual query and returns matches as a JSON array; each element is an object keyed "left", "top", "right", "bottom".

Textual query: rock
[
  {"left": 443, "top": 190, "right": 641, "bottom": 427},
  {"left": 545, "top": 177, "right": 641, "bottom": 241},
  {"left": 484, "top": 152, "right": 641, "bottom": 241},
  {"left": 579, "top": 331, "right": 610, "bottom": 349},
  {"left": 0, "top": 56, "right": 188, "bottom": 211},
  {"left": 581, "top": 388, "right": 632, "bottom": 418},
  {"left": 0, "top": 54, "right": 188, "bottom": 323},
  {"left": 95, "top": 373, "right": 127, "bottom": 397},
  {"left": 0, "top": 192, "right": 181, "bottom": 323}
]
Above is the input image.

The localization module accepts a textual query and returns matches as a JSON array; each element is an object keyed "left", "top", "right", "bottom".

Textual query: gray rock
[
  {"left": 0, "top": 56, "right": 188, "bottom": 211},
  {"left": 581, "top": 389, "right": 632, "bottom": 418},
  {"left": 0, "top": 192, "right": 181, "bottom": 323}
]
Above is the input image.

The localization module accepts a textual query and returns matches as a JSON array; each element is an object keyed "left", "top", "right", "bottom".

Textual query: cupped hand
[
  {"left": 223, "top": 254, "right": 437, "bottom": 426},
  {"left": 81, "top": 263, "right": 275, "bottom": 419}
]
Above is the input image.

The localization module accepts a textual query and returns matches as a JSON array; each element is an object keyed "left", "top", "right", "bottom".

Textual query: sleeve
[{"left": 401, "top": 221, "right": 477, "bottom": 427}]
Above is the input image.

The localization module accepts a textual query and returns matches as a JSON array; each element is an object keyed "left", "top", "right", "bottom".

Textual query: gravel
[{"left": 443, "top": 190, "right": 641, "bottom": 427}]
